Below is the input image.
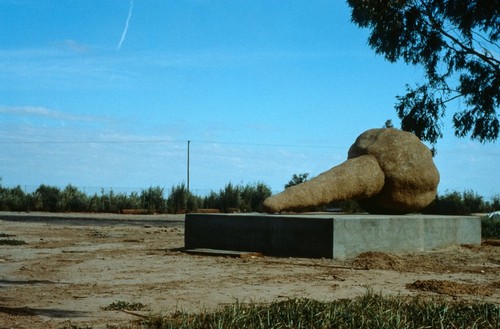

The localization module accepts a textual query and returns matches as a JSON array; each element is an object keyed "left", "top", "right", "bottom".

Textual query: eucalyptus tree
[{"left": 347, "top": 0, "right": 499, "bottom": 148}]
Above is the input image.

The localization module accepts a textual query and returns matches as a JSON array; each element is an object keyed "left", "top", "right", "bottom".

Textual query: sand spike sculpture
[{"left": 263, "top": 128, "right": 440, "bottom": 214}]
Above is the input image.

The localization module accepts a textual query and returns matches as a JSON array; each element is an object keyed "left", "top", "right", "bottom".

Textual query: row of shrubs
[
  {"left": 0, "top": 180, "right": 498, "bottom": 215},
  {"left": 0, "top": 181, "right": 272, "bottom": 214},
  {"left": 424, "top": 190, "right": 500, "bottom": 215}
]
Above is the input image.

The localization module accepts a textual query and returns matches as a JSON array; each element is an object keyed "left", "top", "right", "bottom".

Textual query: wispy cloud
[
  {"left": 0, "top": 105, "right": 107, "bottom": 123},
  {"left": 0, "top": 47, "right": 123, "bottom": 90},
  {"left": 63, "top": 39, "right": 89, "bottom": 53},
  {"left": 0, "top": 44, "right": 344, "bottom": 79},
  {"left": 117, "top": 0, "right": 134, "bottom": 51}
]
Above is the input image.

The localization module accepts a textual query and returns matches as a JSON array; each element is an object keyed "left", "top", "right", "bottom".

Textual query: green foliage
[
  {"left": 0, "top": 180, "right": 173, "bottom": 214},
  {"left": 187, "top": 193, "right": 202, "bottom": 213},
  {"left": 240, "top": 182, "right": 272, "bottom": 212},
  {"left": 284, "top": 173, "right": 309, "bottom": 189},
  {"left": 59, "top": 185, "right": 88, "bottom": 212},
  {"left": 34, "top": 184, "right": 61, "bottom": 212},
  {"left": 141, "top": 186, "right": 166, "bottom": 213},
  {"left": 347, "top": 0, "right": 499, "bottom": 148},
  {"left": 166, "top": 183, "right": 198, "bottom": 214},
  {"left": 201, "top": 191, "right": 219, "bottom": 210},
  {"left": 432, "top": 191, "right": 466, "bottom": 214},
  {"left": 424, "top": 189, "right": 492, "bottom": 215},
  {"left": 86, "top": 193, "right": 101, "bottom": 213},
  {"left": 0, "top": 179, "right": 496, "bottom": 217},
  {"left": 139, "top": 291, "right": 499, "bottom": 328},
  {"left": 166, "top": 184, "right": 185, "bottom": 214},
  {"left": 490, "top": 194, "right": 500, "bottom": 210},
  {"left": 383, "top": 119, "right": 394, "bottom": 128},
  {"left": 97, "top": 188, "right": 118, "bottom": 213},
  {"left": 116, "top": 191, "right": 141, "bottom": 212},
  {"left": 89, "top": 188, "right": 142, "bottom": 213},
  {"left": 219, "top": 182, "right": 272, "bottom": 213},
  {"left": 462, "top": 189, "right": 484, "bottom": 213},
  {"left": 0, "top": 184, "right": 29, "bottom": 211},
  {"left": 217, "top": 183, "right": 241, "bottom": 213},
  {"left": 482, "top": 215, "right": 500, "bottom": 239},
  {"left": 200, "top": 182, "right": 272, "bottom": 213}
]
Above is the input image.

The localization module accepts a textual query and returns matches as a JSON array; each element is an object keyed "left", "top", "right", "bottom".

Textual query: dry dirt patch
[
  {"left": 352, "top": 251, "right": 404, "bottom": 270},
  {"left": 406, "top": 279, "right": 496, "bottom": 296},
  {"left": 0, "top": 212, "right": 498, "bottom": 328}
]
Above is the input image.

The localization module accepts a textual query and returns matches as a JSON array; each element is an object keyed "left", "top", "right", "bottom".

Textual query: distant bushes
[
  {"left": 0, "top": 185, "right": 29, "bottom": 211},
  {"left": 0, "top": 180, "right": 271, "bottom": 214},
  {"left": 482, "top": 215, "right": 500, "bottom": 239},
  {"left": 315, "top": 190, "right": 499, "bottom": 215},
  {"left": 423, "top": 190, "right": 500, "bottom": 215},
  {"left": 1, "top": 177, "right": 498, "bottom": 217},
  {"left": 201, "top": 182, "right": 272, "bottom": 213}
]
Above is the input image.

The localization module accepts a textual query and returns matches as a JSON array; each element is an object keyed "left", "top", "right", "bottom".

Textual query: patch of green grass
[
  {"left": 0, "top": 238, "right": 26, "bottom": 245},
  {"left": 103, "top": 300, "right": 148, "bottom": 311},
  {"left": 139, "top": 291, "right": 499, "bottom": 329},
  {"left": 0, "top": 233, "right": 15, "bottom": 237}
]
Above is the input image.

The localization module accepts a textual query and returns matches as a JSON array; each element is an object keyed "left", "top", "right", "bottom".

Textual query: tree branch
[
  {"left": 438, "top": 26, "right": 500, "bottom": 68},
  {"left": 419, "top": 0, "right": 500, "bottom": 70},
  {"left": 442, "top": 93, "right": 463, "bottom": 104},
  {"left": 472, "top": 30, "right": 500, "bottom": 51}
]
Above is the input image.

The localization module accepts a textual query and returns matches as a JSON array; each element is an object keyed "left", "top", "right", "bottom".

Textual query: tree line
[
  {"left": 0, "top": 178, "right": 498, "bottom": 215},
  {"left": 0, "top": 181, "right": 272, "bottom": 214}
]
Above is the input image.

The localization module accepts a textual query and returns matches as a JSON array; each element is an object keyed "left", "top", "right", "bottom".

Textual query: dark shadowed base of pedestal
[{"left": 184, "top": 213, "right": 481, "bottom": 259}]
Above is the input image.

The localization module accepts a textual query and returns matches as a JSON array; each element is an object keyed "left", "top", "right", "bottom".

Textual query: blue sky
[{"left": 1, "top": 0, "right": 499, "bottom": 199}]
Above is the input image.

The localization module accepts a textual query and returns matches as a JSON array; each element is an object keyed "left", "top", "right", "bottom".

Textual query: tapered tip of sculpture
[{"left": 263, "top": 128, "right": 439, "bottom": 214}]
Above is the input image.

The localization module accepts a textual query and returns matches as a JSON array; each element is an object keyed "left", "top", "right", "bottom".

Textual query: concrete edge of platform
[{"left": 184, "top": 213, "right": 481, "bottom": 259}]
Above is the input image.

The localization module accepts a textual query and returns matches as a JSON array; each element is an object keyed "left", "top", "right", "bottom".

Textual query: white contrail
[{"left": 117, "top": 0, "right": 134, "bottom": 50}]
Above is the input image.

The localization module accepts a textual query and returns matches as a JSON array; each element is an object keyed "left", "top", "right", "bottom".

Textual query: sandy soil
[{"left": 0, "top": 212, "right": 498, "bottom": 328}]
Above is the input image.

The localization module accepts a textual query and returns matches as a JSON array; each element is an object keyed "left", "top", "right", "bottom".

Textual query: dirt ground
[{"left": 0, "top": 212, "right": 499, "bottom": 329}]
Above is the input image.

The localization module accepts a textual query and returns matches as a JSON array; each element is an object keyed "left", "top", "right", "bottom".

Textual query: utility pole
[{"left": 187, "top": 140, "right": 190, "bottom": 194}]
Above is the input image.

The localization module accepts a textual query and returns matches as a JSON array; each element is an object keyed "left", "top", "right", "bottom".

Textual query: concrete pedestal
[{"left": 185, "top": 213, "right": 481, "bottom": 259}]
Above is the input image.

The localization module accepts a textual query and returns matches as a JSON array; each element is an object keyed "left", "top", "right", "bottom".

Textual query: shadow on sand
[{"left": 0, "top": 305, "right": 88, "bottom": 318}]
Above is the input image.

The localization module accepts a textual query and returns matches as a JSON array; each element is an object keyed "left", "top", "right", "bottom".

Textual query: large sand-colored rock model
[{"left": 263, "top": 128, "right": 440, "bottom": 214}]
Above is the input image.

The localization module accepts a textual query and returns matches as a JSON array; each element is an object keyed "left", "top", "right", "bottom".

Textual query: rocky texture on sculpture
[{"left": 263, "top": 128, "right": 439, "bottom": 214}]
